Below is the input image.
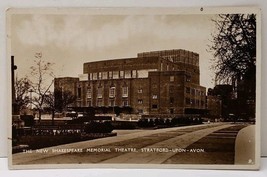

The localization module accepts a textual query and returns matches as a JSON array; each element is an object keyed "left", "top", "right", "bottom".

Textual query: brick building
[{"left": 54, "top": 49, "right": 206, "bottom": 116}]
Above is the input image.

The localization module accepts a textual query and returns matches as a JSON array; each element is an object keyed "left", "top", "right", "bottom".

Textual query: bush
[
  {"left": 84, "top": 121, "right": 113, "bottom": 133},
  {"left": 20, "top": 115, "right": 35, "bottom": 127},
  {"left": 111, "top": 121, "right": 137, "bottom": 129}
]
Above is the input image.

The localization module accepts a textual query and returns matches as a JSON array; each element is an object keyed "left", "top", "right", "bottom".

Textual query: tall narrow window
[
  {"left": 170, "top": 76, "right": 174, "bottom": 82},
  {"left": 119, "top": 71, "right": 124, "bottom": 78},
  {"left": 123, "top": 100, "right": 129, "bottom": 107},
  {"left": 125, "top": 71, "right": 131, "bottom": 78},
  {"left": 109, "top": 86, "right": 116, "bottom": 98},
  {"left": 93, "top": 73, "right": 98, "bottom": 80},
  {"left": 132, "top": 70, "right": 137, "bottom": 78},
  {"left": 186, "top": 87, "right": 190, "bottom": 94},
  {"left": 191, "top": 88, "right": 195, "bottom": 95},
  {"left": 77, "top": 87, "right": 81, "bottom": 99},
  {"left": 87, "top": 87, "right": 92, "bottom": 98},
  {"left": 108, "top": 71, "right": 113, "bottom": 79},
  {"left": 113, "top": 71, "right": 119, "bottom": 79},
  {"left": 102, "top": 72, "right": 108, "bottom": 79},
  {"left": 186, "top": 75, "right": 191, "bottom": 82},
  {"left": 97, "top": 87, "right": 103, "bottom": 98},
  {"left": 98, "top": 72, "right": 102, "bottom": 80},
  {"left": 122, "top": 86, "right": 128, "bottom": 97},
  {"left": 97, "top": 99, "right": 103, "bottom": 107},
  {"left": 186, "top": 98, "right": 191, "bottom": 105},
  {"left": 109, "top": 99, "right": 115, "bottom": 107}
]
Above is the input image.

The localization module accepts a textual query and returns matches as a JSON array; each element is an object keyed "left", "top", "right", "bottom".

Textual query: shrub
[
  {"left": 20, "top": 115, "right": 35, "bottom": 127},
  {"left": 84, "top": 121, "right": 113, "bottom": 133}
]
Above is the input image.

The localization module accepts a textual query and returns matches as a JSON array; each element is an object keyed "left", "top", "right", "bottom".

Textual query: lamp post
[{"left": 11, "top": 56, "right": 18, "bottom": 115}]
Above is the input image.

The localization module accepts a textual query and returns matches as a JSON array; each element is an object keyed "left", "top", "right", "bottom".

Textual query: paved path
[{"left": 12, "top": 123, "right": 251, "bottom": 165}]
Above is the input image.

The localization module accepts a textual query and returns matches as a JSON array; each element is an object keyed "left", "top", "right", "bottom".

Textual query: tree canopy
[
  {"left": 14, "top": 77, "right": 31, "bottom": 111},
  {"left": 210, "top": 14, "right": 256, "bottom": 84}
]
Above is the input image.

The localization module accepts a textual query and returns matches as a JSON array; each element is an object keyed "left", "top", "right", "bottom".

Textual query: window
[
  {"left": 93, "top": 73, "right": 98, "bottom": 80},
  {"left": 152, "top": 94, "right": 158, "bottom": 99},
  {"left": 77, "top": 101, "right": 82, "bottom": 107},
  {"left": 123, "top": 100, "right": 129, "bottom": 107},
  {"left": 186, "top": 75, "right": 191, "bottom": 82},
  {"left": 137, "top": 69, "right": 157, "bottom": 78},
  {"left": 137, "top": 70, "right": 148, "bottom": 78},
  {"left": 170, "top": 76, "right": 174, "bottom": 82},
  {"left": 98, "top": 72, "right": 102, "bottom": 80},
  {"left": 77, "top": 87, "right": 81, "bottom": 99},
  {"left": 191, "top": 88, "right": 195, "bottom": 95},
  {"left": 97, "top": 87, "right": 103, "bottom": 98},
  {"left": 196, "top": 100, "right": 199, "bottom": 107},
  {"left": 160, "top": 63, "right": 163, "bottom": 71},
  {"left": 186, "top": 87, "right": 190, "bottom": 94},
  {"left": 97, "top": 99, "right": 103, "bottom": 107},
  {"left": 109, "top": 87, "right": 116, "bottom": 98},
  {"left": 132, "top": 70, "right": 137, "bottom": 78},
  {"left": 102, "top": 72, "right": 108, "bottom": 79},
  {"left": 109, "top": 99, "right": 115, "bottom": 106},
  {"left": 89, "top": 73, "right": 93, "bottom": 80},
  {"left": 152, "top": 104, "right": 158, "bottom": 109},
  {"left": 119, "top": 71, "right": 124, "bottom": 78},
  {"left": 87, "top": 87, "right": 92, "bottom": 98},
  {"left": 108, "top": 71, "right": 113, "bottom": 79},
  {"left": 192, "top": 99, "right": 195, "bottom": 106},
  {"left": 201, "top": 100, "right": 205, "bottom": 107},
  {"left": 138, "top": 99, "right": 143, "bottom": 104},
  {"left": 138, "top": 88, "right": 143, "bottom": 93},
  {"left": 137, "top": 109, "right": 144, "bottom": 114},
  {"left": 88, "top": 100, "right": 92, "bottom": 107},
  {"left": 122, "top": 86, "right": 128, "bottom": 97},
  {"left": 166, "top": 64, "right": 169, "bottom": 71},
  {"left": 113, "top": 71, "right": 119, "bottom": 79},
  {"left": 186, "top": 98, "right": 191, "bottom": 105},
  {"left": 125, "top": 70, "right": 131, "bottom": 78}
]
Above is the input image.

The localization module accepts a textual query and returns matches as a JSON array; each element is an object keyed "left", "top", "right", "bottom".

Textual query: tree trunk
[
  {"left": 52, "top": 110, "right": 55, "bottom": 125},
  {"left": 38, "top": 109, "right": 42, "bottom": 123}
]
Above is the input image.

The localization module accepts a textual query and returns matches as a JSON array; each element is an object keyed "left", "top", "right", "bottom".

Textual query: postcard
[{"left": 7, "top": 7, "right": 261, "bottom": 169}]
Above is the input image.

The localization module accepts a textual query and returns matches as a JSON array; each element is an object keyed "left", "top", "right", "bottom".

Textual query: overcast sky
[{"left": 10, "top": 12, "right": 217, "bottom": 89}]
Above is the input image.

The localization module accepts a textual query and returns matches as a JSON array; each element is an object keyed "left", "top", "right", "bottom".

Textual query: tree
[
  {"left": 14, "top": 76, "right": 31, "bottom": 112},
  {"left": 30, "top": 53, "right": 54, "bottom": 122},
  {"left": 210, "top": 14, "right": 256, "bottom": 88},
  {"left": 43, "top": 91, "right": 56, "bottom": 125},
  {"left": 54, "top": 89, "right": 76, "bottom": 112},
  {"left": 210, "top": 14, "right": 257, "bottom": 118}
]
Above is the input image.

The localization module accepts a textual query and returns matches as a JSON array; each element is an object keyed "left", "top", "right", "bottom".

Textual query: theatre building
[{"left": 54, "top": 49, "right": 206, "bottom": 116}]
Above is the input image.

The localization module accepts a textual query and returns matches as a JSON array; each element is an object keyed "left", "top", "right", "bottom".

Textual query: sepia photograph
[{"left": 7, "top": 7, "right": 260, "bottom": 169}]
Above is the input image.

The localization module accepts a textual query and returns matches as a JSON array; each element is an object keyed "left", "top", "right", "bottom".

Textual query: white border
[{"left": 6, "top": 7, "right": 261, "bottom": 170}]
